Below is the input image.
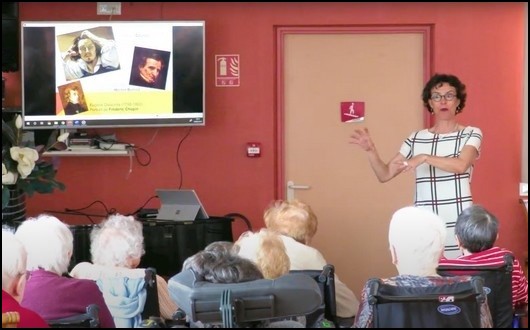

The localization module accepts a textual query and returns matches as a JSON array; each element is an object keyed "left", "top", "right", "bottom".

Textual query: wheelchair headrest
[{"left": 168, "top": 269, "right": 322, "bottom": 325}]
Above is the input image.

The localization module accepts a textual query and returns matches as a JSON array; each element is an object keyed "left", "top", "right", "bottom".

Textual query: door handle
[{"left": 287, "top": 180, "right": 311, "bottom": 201}]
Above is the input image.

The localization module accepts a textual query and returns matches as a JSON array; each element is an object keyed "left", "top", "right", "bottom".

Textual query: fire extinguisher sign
[{"left": 216, "top": 55, "right": 240, "bottom": 87}]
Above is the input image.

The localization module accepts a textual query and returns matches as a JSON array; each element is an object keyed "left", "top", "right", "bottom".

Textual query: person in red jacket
[{"left": 2, "top": 229, "right": 48, "bottom": 328}]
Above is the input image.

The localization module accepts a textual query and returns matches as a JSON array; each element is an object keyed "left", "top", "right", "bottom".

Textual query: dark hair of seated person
[
  {"left": 183, "top": 250, "right": 263, "bottom": 283},
  {"left": 204, "top": 241, "right": 239, "bottom": 255}
]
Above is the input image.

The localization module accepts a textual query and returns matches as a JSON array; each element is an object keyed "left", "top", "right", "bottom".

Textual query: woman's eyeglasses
[{"left": 430, "top": 92, "right": 456, "bottom": 102}]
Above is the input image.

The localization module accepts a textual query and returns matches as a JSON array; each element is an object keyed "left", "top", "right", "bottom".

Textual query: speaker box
[
  {"left": 2, "top": 2, "right": 19, "bottom": 72},
  {"left": 140, "top": 217, "right": 234, "bottom": 277}
]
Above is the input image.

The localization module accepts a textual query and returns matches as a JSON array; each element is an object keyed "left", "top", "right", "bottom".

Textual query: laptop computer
[{"left": 156, "top": 189, "right": 209, "bottom": 221}]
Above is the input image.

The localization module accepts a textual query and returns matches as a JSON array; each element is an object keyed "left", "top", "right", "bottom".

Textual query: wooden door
[{"left": 277, "top": 26, "right": 430, "bottom": 296}]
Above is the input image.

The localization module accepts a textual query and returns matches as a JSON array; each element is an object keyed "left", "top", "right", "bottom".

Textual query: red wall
[{"left": 4, "top": 2, "right": 527, "bottom": 260}]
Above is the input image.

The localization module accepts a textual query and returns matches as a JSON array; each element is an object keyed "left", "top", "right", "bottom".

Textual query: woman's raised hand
[{"left": 349, "top": 128, "right": 376, "bottom": 152}]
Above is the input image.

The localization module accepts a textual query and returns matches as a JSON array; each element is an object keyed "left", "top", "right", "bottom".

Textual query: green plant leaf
[
  {"left": 2, "top": 118, "right": 16, "bottom": 145},
  {"left": 2, "top": 187, "right": 10, "bottom": 209},
  {"left": 46, "top": 130, "right": 60, "bottom": 149}
]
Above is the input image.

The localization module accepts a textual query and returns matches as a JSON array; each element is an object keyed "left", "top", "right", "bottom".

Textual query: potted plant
[{"left": 2, "top": 114, "right": 69, "bottom": 212}]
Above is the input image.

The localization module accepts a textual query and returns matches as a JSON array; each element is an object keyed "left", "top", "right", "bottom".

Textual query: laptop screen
[{"left": 156, "top": 189, "right": 209, "bottom": 221}]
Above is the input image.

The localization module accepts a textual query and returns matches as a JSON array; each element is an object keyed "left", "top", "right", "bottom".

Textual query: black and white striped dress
[{"left": 400, "top": 126, "right": 483, "bottom": 258}]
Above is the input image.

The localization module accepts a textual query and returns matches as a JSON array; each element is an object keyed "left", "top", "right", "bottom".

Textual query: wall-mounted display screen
[{"left": 21, "top": 21, "right": 205, "bottom": 129}]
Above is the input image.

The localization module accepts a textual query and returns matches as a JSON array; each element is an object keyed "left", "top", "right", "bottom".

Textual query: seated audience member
[
  {"left": 353, "top": 206, "right": 493, "bottom": 328},
  {"left": 182, "top": 244, "right": 304, "bottom": 328},
  {"left": 235, "top": 228, "right": 291, "bottom": 279},
  {"left": 183, "top": 241, "right": 264, "bottom": 283},
  {"left": 14, "top": 215, "right": 115, "bottom": 328},
  {"left": 186, "top": 236, "right": 289, "bottom": 281},
  {"left": 2, "top": 228, "right": 48, "bottom": 328},
  {"left": 70, "top": 214, "right": 178, "bottom": 323},
  {"left": 438, "top": 205, "right": 528, "bottom": 307},
  {"left": 236, "top": 199, "right": 359, "bottom": 318}
]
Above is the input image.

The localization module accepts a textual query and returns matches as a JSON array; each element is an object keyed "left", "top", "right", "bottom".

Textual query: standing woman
[{"left": 350, "top": 73, "right": 482, "bottom": 258}]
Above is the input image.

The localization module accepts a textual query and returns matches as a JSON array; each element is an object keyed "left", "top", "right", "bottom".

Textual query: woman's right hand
[{"left": 349, "top": 128, "right": 376, "bottom": 152}]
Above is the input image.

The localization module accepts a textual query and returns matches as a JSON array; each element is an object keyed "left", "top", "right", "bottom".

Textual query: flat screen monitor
[{"left": 21, "top": 20, "right": 205, "bottom": 129}]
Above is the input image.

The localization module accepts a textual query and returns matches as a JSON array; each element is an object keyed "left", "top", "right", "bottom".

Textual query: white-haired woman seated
[
  {"left": 353, "top": 206, "right": 493, "bottom": 328},
  {"left": 70, "top": 214, "right": 178, "bottom": 327},
  {"left": 14, "top": 214, "right": 115, "bottom": 327},
  {"left": 2, "top": 228, "right": 48, "bottom": 328}
]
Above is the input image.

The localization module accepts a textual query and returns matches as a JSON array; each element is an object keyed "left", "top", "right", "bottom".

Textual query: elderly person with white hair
[
  {"left": 353, "top": 206, "right": 493, "bottom": 328},
  {"left": 70, "top": 214, "right": 178, "bottom": 327},
  {"left": 2, "top": 227, "right": 48, "bottom": 328},
  {"left": 14, "top": 214, "right": 115, "bottom": 327}
]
